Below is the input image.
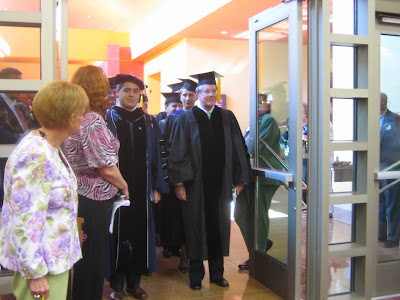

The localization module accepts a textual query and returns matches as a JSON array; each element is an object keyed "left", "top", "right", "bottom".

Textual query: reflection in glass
[
  {"left": 0, "top": 26, "right": 41, "bottom": 80},
  {"left": 328, "top": 258, "right": 351, "bottom": 295},
  {"left": 0, "top": 1, "right": 40, "bottom": 13},
  {"left": 330, "top": 150, "right": 353, "bottom": 194},
  {"left": 255, "top": 18, "right": 290, "bottom": 264},
  {"left": 328, "top": 203, "right": 352, "bottom": 245}
]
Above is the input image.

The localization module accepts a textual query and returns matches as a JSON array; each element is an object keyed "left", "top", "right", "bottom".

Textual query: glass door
[
  {"left": 374, "top": 32, "right": 400, "bottom": 297},
  {"left": 248, "top": 1, "right": 304, "bottom": 299}
]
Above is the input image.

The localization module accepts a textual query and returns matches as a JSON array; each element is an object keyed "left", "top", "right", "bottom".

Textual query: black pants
[
  {"left": 109, "top": 270, "right": 141, "bottom": 291},
  {"left": 72, "top": 195, "right": 114, "bottom": 300},
  {"left": 189, "top": 258, "right": 224, "bottom": 284}
]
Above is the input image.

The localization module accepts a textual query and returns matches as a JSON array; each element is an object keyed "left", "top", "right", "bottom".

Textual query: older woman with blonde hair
[
  {"left": 0, "top": 80, "right": 88, "bottom": 299},
  {"left": 64, "top": 65, "right": 129, "bottom": 300}
]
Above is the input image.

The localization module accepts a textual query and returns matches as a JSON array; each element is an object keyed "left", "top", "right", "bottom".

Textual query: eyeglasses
[{"left": 201, "top": 89, "right": 217, "bottom": 95}]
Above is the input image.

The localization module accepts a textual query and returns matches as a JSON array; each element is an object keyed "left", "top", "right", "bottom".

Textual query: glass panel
[
  {"left": 331, "top": 46, "right": 354, "bottom": 89},
  {"left": 0, "top": 26, "right": 41, "bottom": 80},
  {"left": 331, "top": 0, "right": 354, "bottom": 35},
  {"left": 331, "top": 98, "right": 354, "bottom": 141},
  {"left": 378, "top": 34, "right": 400, "bottom": 263},
  {"left": 0, "top": 0, "right": 40, "bottom": 13},
  {"left": 328, "top": 257, "right": 352, "bottom": 295},
  {"left": 329, "top": 203, "right": 352, "bottom": 245},
  {"left": 330, "top": 150, "right": 353, "bottom": 194},
  {"left": 255, "top": 18, "right": 290, "bottom": 263}
]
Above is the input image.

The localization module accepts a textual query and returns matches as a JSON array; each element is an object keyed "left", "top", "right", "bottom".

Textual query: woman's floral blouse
[
  {"left": 64, "top": 111, "right": 120, "bottom": 201},
  {"left": 0, "top": 132, "right": 82, "bottom": 279}
]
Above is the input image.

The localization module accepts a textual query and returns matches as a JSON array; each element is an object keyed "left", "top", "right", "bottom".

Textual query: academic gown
[
  {"left": 168, "top": 106, "right": 251, "bottom": 260},
  {"left": 158, "top": 112, "right": 185, "bottom": 249},
  {"left": 106, "top": 106, "right": 167, "bottom": 274}
]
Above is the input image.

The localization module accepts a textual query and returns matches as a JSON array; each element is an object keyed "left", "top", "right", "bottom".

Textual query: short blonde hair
[
  {"left": 71, "top": 65, "right": 109, "bottom": 116},
  {"left": 33, "top": 81, "right": 89, "bottom": 130}
]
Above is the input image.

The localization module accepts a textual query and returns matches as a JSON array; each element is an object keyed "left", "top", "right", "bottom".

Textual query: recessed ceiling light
[
  {"left": 220, "top": 31, "right": 228, "bottom": 35},
  {"left": 88, "top": 15, "right": 92, "bottom": 19}
]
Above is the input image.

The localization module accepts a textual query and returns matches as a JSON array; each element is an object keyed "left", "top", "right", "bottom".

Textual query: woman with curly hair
[
  {"left": 64, "top": 65, "right": 129, "bottom": 300},
  {"left": 0, "top": 80, "right": 88, "bottom": 299}
]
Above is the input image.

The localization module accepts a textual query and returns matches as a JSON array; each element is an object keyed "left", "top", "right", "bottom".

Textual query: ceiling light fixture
[
  {"left": 220, "top": 31, "right": 228, "bottom": 35},
  {"left": 88, "top": 15, "right": 92, "bottom": 19}
]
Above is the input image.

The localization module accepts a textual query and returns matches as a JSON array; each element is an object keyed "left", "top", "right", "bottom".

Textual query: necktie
[{"left": 206, "top": 111, "right": 211, "bottom": 119}]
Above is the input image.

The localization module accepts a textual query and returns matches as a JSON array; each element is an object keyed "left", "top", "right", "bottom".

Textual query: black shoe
[
  {"left": 125, "top": 287, "right": 148, "bottom": 299},
  {"left": 162, "top": 248, "right": 172, "bottom": 258},
  {"left": 238, "top": 259, "right": 249, "bottom": 270},
  {"left": 141, "top": 268, "right": 152, "bottom": 276},
  {"left": 265, "top": 239, "right": 273, "bottom": 253},
  {"left": 190, "top": 282, "right": 202, "bottom": 290},
  {"left": 383, "top": 240, "right": 399, "bottom": 248},
  {"left": 179, "top": 265, "right": 188, "bottom": 273},
  {"left": 378, "top": 236, "right": 387, "bottom": 242},
  {"left": 210, "top": 278, "right": 229, "bottom": 287}
]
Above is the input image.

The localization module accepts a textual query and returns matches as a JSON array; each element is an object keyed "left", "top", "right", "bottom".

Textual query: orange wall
[
  {"left": 0, "top": 27, "right": 130, "bottom": 81},
  {"left": 68, "top": 28, "right": 130, "bottom": 61}
]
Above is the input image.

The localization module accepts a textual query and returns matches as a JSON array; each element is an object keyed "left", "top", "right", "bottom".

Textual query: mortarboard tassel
[
  {"left": 217, "top": 75, "right": 221, "bottom": 103},
  {"left": 139, "top": 94, "right": 144, "bottom": 108}
]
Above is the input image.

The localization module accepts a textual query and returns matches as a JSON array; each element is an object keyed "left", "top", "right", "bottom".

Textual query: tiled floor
[
  {"left": 1, "top": 195, "right": 399, "bottom": 299},
  {"left": 0, "top": 222, "right": 283, "bottom": 300}
]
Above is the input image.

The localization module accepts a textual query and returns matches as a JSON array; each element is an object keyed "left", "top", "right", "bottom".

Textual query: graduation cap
[
  {"left": 167, "top": 82, "right": 183, "bottom": 93},
  {"left": 178, "top": 78, "right": 197, "bottom": 92},
  {"left": 190, "top": 71, "right": 223, "bottom": 102},
  {"left": 108, "top": 77, "right": 117, "bottom": 89},
  {"left": 189, "top": 71, "right": 222, "bottom": 87},
  {"left": 114, "top": 74, "right": 145, "bottom": 91},
  {"left": 161, "top": 92, "right": 182, "bottom": 105}
]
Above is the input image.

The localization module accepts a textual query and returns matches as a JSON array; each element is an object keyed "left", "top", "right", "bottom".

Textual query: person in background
[
  {"left": 155, "top": 82, "right": 182, "bottom": 123},
  {"left": 0, "top": 80, "right": 88, "bottom": 300},
  {"left": 106, "top": 74, "right": 167, "bottom": 300},
  {"left": 142, "top": 94, "right": 149, "bottom": 113},
  {"left": 168, "top": 71, "right": 251, "bottom": 290},
  {"left": 379, "top": 92, "right": 400, "bottom": 248},
  {"left": 158, "top": 92, "right": 183, "bottom": 259},
  {"left": 158, "top": 92, "right": 182, "bottom": 135},
  {"left": 106, "top": 77, "right": 118, "bottom": 109},
  {"left": 64, "top": 66, "right": 129, "bottom": 300},
  {"left": 158, "top": 78, "right": 197, "bottom": 271}
]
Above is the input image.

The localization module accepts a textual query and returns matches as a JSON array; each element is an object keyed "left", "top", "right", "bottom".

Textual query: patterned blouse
[
  {"left": 64, "top": 111, "right": 120, "bottom": 201},
  {"left": 0, "top": 132, "right": 82, "bottom": 279}
]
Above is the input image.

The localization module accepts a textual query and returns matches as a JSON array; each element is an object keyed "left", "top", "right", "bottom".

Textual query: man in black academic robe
[
  {"left": 168, "top": 71, "right": 251, "bottom": 290},
  {"left": 157, "top": 79, "right": 197, "bottom": 271},
  {"left": 106, "top": 74, "right": 167, "bottom": 300}
]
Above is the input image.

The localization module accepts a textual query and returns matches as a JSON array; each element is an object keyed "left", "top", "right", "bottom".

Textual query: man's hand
[
  {"left": 175, "top": 183, "right": 187, "bottom": 201},
  {"left": 153, "top": 190, "right": 161, "bottom": 203},
  {"left": 235, "top": 183, "right": 245, "bottom": 195},
  {"left": 29, "top": 276, "right": 50, "bottom": 299}
]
